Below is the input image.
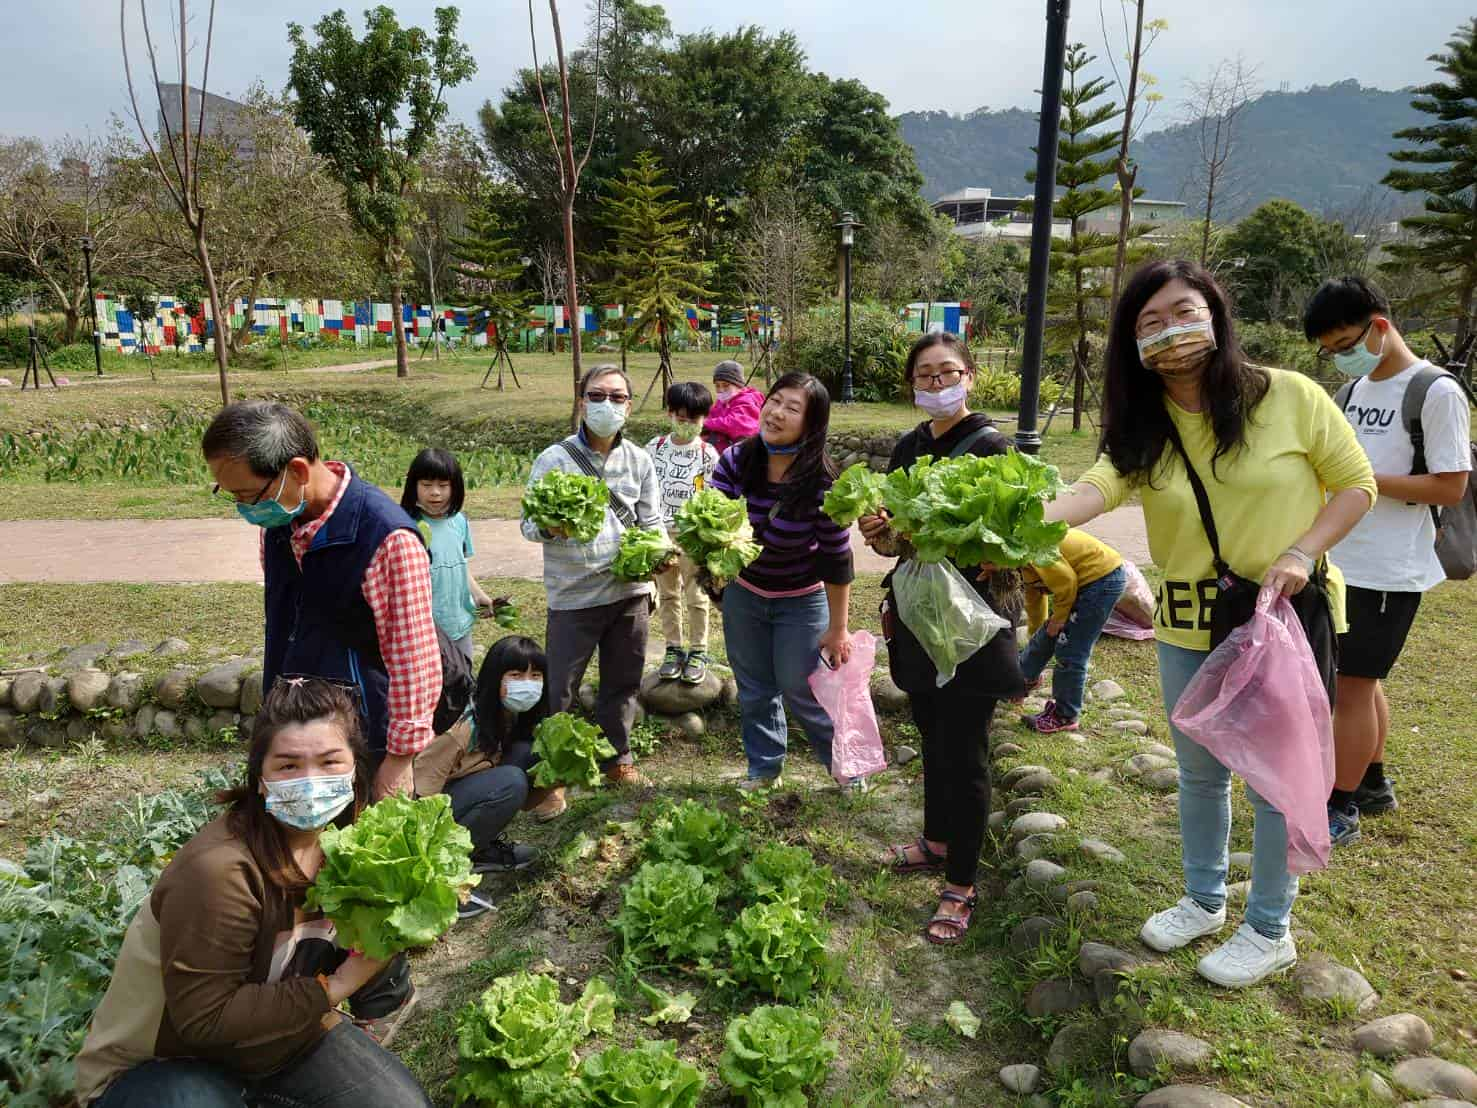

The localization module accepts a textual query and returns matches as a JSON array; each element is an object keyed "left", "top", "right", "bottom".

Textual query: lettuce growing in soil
[
  {"left": 820, "top": 463, "right": 884, "bottom": 526},
  {"left": 723, "top": 899, "right": 830, "bottom": 1003},
  {"left": 530, "top": 712, "right": 618, "bottom": 790},
  {"left": 672, "top": 488, "right": 761, "bottom": 580},
  {"left": 305, "top": 793, "right": 478, "bottom": 960},
  {"left": 718, "top": 1005, "right": 837, "bottom": 1108},
  {"left": 613, "top": 861, "right": 724, "bottom": 967},
  {"left": 880, "top": 450, "right": 1067, "bottom": 567},
  {"left": 577, "top": 1039, "right": 705, "bottom": 1108},
  {"left": 451, "top": 972, "right": 616, "bottom": 1107},
  {"left": 611, "top": 527, "right": 677, "bottom": 581},
  {"left": 522, "top": 470, "right": 608, "bottom": 543},
  {"left": 642, "top": 798, "right": 749, "bottom": 880},
  {"left": 740, "top": 842, "right": 833, "bottom": 914}
]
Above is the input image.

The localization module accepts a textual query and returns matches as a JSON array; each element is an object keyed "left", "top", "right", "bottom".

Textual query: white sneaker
[
  {"left": 736, "top": 775, "right": 782, "bottom": 795},
  {"left": 1197, "top": 923, "right": 1297, "bottom": 988},
  {"left": 1140, "top": 895, "right": 1227, "bottom": 952}
]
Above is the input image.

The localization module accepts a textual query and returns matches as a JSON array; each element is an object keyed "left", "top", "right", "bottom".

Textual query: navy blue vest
[{"left": 262, "top": 470, "right": 420, "bottom": 754}]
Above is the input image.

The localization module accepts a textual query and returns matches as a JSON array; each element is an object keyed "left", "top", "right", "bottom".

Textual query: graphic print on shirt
[
  {"left": 1154, "top": 577, "right": 1218, "bottom": 633},
  {"left": 648, "top": 437, "right": 716, "bottom": 523},
  {"left": 1345, "top": 399, "right": 1398, "bottom": 436}
]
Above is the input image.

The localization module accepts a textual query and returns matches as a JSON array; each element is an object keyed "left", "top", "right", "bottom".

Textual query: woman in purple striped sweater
[{"left": 709, "top": 373, "right": 856, "bottom": 792}]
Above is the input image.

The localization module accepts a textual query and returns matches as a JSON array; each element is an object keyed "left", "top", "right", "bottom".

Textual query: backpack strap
[
  {"left": 946, "top": 423, "right": 999, "bottom": 459},
  {"left": 559, "top": 439, "right": 637, "bottom": 528},
  {"left": 1400, "top": 366, "right": 1468, "bottom": 527},
  {"left": 1334, "top": 378, "right": 1356, "bottom": 413}
]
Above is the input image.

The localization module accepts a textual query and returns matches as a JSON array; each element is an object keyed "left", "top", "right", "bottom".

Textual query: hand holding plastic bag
[
  {"left": 808, "top": 630, "right": 888, "bottom": 783},
  {"left": 1171, "top": 589, "right": 1334, "bottom": 874},
  {"left": 891, "top": 559, "right": 1009, "bottom": 687}
]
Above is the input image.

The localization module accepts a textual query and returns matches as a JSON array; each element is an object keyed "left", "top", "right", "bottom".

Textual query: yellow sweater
[
  {"left": 1079, "top": 367, "right": 1377, "bottom": 652},
  {"left": 1023, "top": 529, "right": 1124, "bottom": 633}
]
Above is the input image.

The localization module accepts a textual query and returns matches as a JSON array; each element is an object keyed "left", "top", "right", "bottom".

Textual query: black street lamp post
[
  {"left": 1016, "top": 0, "right": 1072, "bottom": 455},
  {"left": 834, "top": 211, "right": 861, "bottom": 404},
  {"left": 79, "top": 234, "right": 103, "bottom": 377}
]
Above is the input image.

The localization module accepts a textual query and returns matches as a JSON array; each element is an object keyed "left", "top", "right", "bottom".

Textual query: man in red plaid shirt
[{"left": 204, "top": 402, "right": 440, "bottom": 802}]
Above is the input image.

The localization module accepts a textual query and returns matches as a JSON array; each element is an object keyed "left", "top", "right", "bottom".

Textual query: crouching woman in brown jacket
[{"left": 74, "top": 679, "right": 432, "bottom": 1108}]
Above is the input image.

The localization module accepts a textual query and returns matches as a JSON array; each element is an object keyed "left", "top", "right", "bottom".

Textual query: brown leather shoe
[
  {"left": 605, "top": 763, "right": 649, "bottom": 787},
  {"left": 523, "top": 786, "right": 567, "bottom": 822}
]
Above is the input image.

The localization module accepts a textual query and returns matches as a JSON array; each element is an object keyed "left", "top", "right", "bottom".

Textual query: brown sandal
[
  {"left": 923, "top": 889, "right": 978, "bottom": 946},
  {"left": 889, "top": 836, "right": 948, "bottom": 875}
]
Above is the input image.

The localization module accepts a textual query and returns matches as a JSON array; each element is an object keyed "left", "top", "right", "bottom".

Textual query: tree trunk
[
  {"left": 561, "top": 196, "right": 582, "bottom": 428},
  {"left": 391, "top": 283, "right": 408, "bottom": 378},
  {"left": 1455, "top": 283, "right": 1474, "bottom": 356},
  {"left": 1200, "top": 171, "right": 1218, "bottom": 267},
  {"left": 231, "top": 278, "right": 263, "bottom": 355},
  {"left": 195, "top": 226, "right": 230, "bottom": 407},
  {"left": 61, "top": 305, "right": 80, "bottom": 345},
  {"left": 1108, "top": 0, "right": 1146, "bottom": 313}
]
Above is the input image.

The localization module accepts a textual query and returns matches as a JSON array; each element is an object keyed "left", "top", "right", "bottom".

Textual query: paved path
[
  {"left": 73, "top": 358, "right": 400, "bottom": 387},
  {"left": 0, "top": 508, "right": 1150, "bottom": 584}
]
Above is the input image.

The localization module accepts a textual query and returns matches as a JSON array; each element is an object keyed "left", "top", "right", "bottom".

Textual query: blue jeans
[
  {"left": 445, "top": 764, "right": 529, "bottom": 854},
  {"left": 1158, "top": 641, "right": 1297, "bottom": 940},
  {"left": 1019, "top": 565, "right": 1127, "bottom": 719},
  {"left": 94, "top": 1021, "right": 431, "bottom": 1108},
  {"left": 722, "top": 585, "right": 833, "bottom": 779}
]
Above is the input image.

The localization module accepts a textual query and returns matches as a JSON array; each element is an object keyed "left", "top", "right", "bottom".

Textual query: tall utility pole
[{"left": 1016, "top": 0, "right": 1071, "bottom": 455}]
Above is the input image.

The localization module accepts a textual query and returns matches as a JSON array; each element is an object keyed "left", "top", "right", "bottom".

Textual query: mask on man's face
[
  {"left": 236, "top": 472, "right": 307, "bottom": 529},
  {"left": 1331, "top": 327, "right": 1386, "bottom": 378},
  {"left": 584, "top": 399, "right": 628, "bottom": 438}
]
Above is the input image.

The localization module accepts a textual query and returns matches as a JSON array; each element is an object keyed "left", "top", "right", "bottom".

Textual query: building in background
[
  {"left": 155, "top": 85, "right": 254, "bottom": 158},
  {"left": 933, "top": 186, "right": 1185, "bottom": 244}
]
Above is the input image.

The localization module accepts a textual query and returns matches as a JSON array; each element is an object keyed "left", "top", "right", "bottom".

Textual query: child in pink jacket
[{"left": 702, "top": 360, "right": 764, "bottom": 455}]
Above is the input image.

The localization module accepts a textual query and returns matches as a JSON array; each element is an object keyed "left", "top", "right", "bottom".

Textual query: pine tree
[
  {"left": 597, "top": 151, "right": 711, "bottom": 404},
  {"left": 1025, "top": 44, "right": 1153, "bottom": 429},
  {"left": 1381, "top": 17, "right": 1477, "bottom": 351},
  {"left": 450, "top": 202, "right": 529, "bottom": 389}
]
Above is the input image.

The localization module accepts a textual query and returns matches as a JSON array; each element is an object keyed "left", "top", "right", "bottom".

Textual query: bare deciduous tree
[
  {"left": 736, "top": 185, "right": 824, "bottom": 380},
  {"left": 527, "top": 0, "right": 604, "bottom": 421},
  {"left": 120, "top": 0, "right": 231, "bottom": 404},
  {"left": 1184, "top": 56, "right": 1259, "bottom": 267}
]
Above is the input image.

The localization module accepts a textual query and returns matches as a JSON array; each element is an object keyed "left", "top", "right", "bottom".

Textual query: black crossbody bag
[{"left": 1164, "top": 425, "right": 1339, "bottom": 705}]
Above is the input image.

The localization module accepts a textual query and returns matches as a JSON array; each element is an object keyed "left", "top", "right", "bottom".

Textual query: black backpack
[{"left": 1336, "top": 366, "right": 1477, "bottom": 580}]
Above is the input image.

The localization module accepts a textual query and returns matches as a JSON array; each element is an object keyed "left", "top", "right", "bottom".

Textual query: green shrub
[
  {"left": 1237, "top": 320, "right": 1328, "bottom": 383},
  {"left": 780, "top": 302, "right": 910, "bottom": 401}
]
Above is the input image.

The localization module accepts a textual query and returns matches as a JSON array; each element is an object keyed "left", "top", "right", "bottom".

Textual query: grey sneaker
[
  {"left": 681, "top": 650, "right": 708, "bottom": 685},
  {"left": 658, "top": 646, "right": 686, "bottom": 681},
  {"left": 736, "top": 775, "right": 782, "bottom": 795}
]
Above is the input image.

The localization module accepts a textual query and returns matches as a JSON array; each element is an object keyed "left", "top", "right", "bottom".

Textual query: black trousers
[{"left": 911, "top": 685, "right": 997, "bottom": 888}]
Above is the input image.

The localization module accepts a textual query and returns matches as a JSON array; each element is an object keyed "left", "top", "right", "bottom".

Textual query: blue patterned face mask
[
  {"left": 236, "top": 473, "right": 307, "bottom": 529},
  {"left": 262, "top": 772, "right": 355, "bottom": 831}
]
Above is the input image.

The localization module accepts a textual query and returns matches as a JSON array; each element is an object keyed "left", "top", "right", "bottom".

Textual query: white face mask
[
  {"left": 501, "top": 678, "right": 544, "bottom": 714},
  {"left": 261, "top": 772, "right": 355, "bottom": 831},
  {"left": 584, "top": 400, "right": 628, "bottom": 438},
  {"left": 915, "top": 381, "right": 968, "bottom": 419}
]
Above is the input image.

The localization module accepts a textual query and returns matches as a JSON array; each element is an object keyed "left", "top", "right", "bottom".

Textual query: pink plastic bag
[
  {"left": 1171, "top": 590, "right": 1335, "bottom": 875},
  {"left": 1103, "top": 609, "right": 1156, "bottom": 641},
  {"left": 808, "top": 629, "right": 888, "bottom": 782}
]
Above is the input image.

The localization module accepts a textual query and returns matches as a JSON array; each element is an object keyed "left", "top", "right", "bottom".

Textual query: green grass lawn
[{"left": 3, "top": 572, "right": 1473, "bottom": 1105}]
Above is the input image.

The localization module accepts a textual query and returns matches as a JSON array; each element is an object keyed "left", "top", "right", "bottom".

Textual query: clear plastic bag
[
  {"left": 1171, "top": 590, "right": 1335, "bottom": 875},
  {"left": 891, "top": 559, "right": 1009, "bottom": 687},
  {"left": 808, "top": 630, "right": 888, "bottom": 782}
]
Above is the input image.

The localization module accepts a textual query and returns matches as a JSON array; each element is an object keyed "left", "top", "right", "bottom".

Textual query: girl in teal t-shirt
[{"left": 401, "top": 448, "right": 494, "bottom": 659}]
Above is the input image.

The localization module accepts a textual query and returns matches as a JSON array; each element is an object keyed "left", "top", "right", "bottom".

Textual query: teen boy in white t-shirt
[{"left": 1304, "top": 276, "right": 1472, "bottom": 846}]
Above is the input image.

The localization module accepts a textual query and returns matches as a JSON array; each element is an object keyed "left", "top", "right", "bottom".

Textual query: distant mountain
[{"left": 897, "top": 80, "right": 1426, "bottom": 220}]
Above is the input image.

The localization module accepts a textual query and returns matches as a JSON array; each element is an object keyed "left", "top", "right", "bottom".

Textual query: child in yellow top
[{"left": 1018, "top": 529, "right": 1127, "bottom": 733}]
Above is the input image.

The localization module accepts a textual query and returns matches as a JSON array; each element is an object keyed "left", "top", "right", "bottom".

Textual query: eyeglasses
[
  {"left": 1315, "top": 319, "right": 1373, "bottom": 361},
  {"left": 585, "top": 390, "right": 630, "bottom": 404},
  {"left": 912, "top": 369, "right": 965, "bottom": 390},
  {"left": 212, "top": 473, "right": 277, "bottom": 505},
  {"left": 1135, "top": 302, "right": 1210, "bottom": 340}
]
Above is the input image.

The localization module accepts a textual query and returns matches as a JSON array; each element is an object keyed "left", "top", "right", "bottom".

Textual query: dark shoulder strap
[
  {"left": 1400, "top": 366, "right": 1467, "bottom": 526},
  {"left": 1334, "top": 378, "right": 1357, "bottom": 412},
  {"left": 559, "top": 440, "right": 637, "bottom": 528},
  {"left": 1162, "top": 420, "right": 1231, "bottom": 578},
  {"left": 947, "top": 423, "right": 999, "bottom": 459}
]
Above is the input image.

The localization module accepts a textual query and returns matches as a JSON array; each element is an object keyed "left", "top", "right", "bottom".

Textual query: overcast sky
[{"left": 2, "top": 1, "right": 1470, "bottom": 144}]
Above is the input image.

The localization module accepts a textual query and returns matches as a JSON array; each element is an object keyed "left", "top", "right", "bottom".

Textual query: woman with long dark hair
[
  {"left": 414, "top": 635, "right": 549, "bottom": 919},
  {"left": 76, "top": 679, "right": 432, "bottom": 1106},
  {"left": 708, "top": 372, "right": 855, "bottom": 791},
  {"left": 859, "top": 333, "right": 1026, "bottom": 943},
  {"left": 1048, "top": 259, "right": 1375, "bottom": 987}
]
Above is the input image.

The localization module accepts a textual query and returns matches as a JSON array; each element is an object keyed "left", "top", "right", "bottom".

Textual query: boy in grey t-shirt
[{"left": 1304, "top": 277, "right": 1472, "bottom": 846}]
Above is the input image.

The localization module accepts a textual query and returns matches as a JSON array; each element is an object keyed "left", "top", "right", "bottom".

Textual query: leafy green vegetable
[
  {"left": 611, "top": 527, "right": 678, "bottom": 581},
  {"left": 880, "top": 449, "right": 1068, "bottom": 567},
  {"left": 305, "top": 794, "right": 478, "bottom": 960},
  {"left": 530, "top": 712, "right": 618, "bottom": 790},
  {"left": 637, "top": 980, "right": 698, "bottom": 1026},
  {"left": 643, "top": 798, "right": 748, "bottom": 881},
  {"left": 493, "top": 598, "right": 519, "bottom": 628},
  {"left": 522, "top": 469, "right": 608, "bottom": 543},
  {"left": 672, "top": 488, "right": 761, "bottom": 580},
  {"left": 451, "top": 973, "right": 616, "bottom": 1107},
  {"left": 718, "top": 1005, "right": 837, "bottom": 1108},
  {"left": 740, "top": 842, "right": 833, "bottom": 914},
  {"left": 613, "top": 861, "right": 723, "bottom": 967},
  {"left": 577, "top": 1039, "right": 705, "bottom": 1108},
  {"left": 945, "top": 999, "right": 980, "bottom": 1039},
  {"left": 821, "top": 462, "right": 885, "bottom": 526},
  {"left": 724, "top": 900, "right": 830, "bottom": 1002}
]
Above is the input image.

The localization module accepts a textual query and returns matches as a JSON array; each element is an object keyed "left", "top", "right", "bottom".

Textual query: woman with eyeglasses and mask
[
  {"left": 75, "top": 679, "right": 432, "bottom": 1107},
  {"left": 1046, "top": 260, "right": 1376, "bottom": 988},
  {"left": 858, "top": 333, "right": 1027, "bottom": 944},
  {"left": 709, "top": 372, "right": 856, "bottom": 793}
]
